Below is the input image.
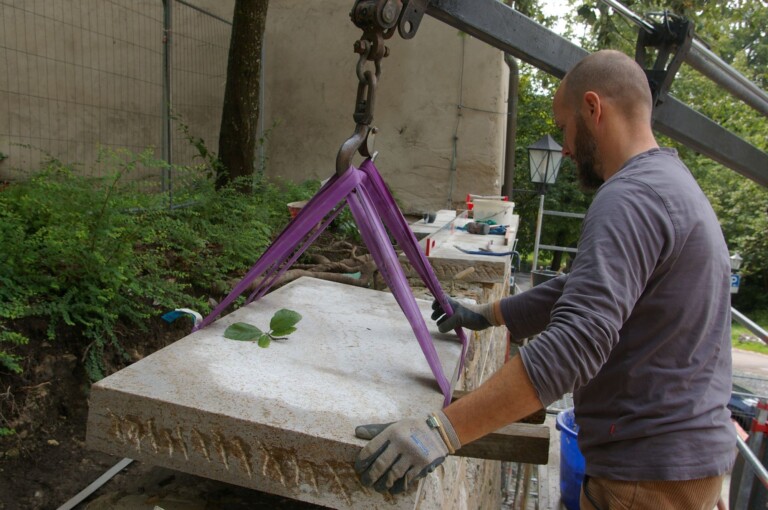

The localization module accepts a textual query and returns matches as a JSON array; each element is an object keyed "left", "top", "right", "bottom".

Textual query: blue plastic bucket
[{"left": 556, "top": 408, "right": 585, "bottom": 510}]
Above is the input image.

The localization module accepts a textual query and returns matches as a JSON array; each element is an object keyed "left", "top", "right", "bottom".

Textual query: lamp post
[{"left": 528, "top": 134, "right": 563, "bottom": 271}]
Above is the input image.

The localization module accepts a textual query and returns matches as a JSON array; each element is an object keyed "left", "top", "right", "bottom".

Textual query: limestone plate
[{"left": 86, "top": 277, "right": 463, "bottom": 509}]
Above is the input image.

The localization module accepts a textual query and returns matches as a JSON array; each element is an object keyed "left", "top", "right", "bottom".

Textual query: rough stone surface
[
  {"left": 408, "top": 232, "right": 512, "bottom": 510},
  {"left": 87, "top": 277, "right": 463, "bottom": 509},
  {"left": 87, "top": 217, "right": 546, "bottom": 509}
]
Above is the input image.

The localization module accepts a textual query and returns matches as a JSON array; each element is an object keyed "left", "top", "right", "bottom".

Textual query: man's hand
[
  {"left": 354, "top": 411, "right": 461, "bottom": 494},
  {"left": 431, "top": 297, "right": 501, "bottom": 333}
]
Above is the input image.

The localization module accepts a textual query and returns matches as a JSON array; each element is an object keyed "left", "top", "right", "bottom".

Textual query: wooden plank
[
  {"left": 355, "top": 420, "right": 550, "bottom": 464},
  {"left": 446, "top": 391, "right": 550, "bottom": 463},
  {"left": 452, "top": 391, "right": 546, "bottom": 424},
  {"left": 455, "top": 422, "right": 550, "bottom": 464}
]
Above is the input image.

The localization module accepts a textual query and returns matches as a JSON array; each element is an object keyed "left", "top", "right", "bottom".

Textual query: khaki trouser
[{"left": 579, "top": 475, "right": 725, "bottom": 510}]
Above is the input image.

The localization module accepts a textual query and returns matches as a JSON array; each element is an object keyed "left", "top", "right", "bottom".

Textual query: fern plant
[{"left": 0, "top": 148, "right": 320, "bottom": 380}]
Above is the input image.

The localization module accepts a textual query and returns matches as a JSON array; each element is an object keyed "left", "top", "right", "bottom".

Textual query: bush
[{"left": 0, "top": 150, "right": 319, "bottom": 380}]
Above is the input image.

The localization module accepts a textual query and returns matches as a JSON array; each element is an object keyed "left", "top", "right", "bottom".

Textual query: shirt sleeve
[
  {"left": 519, "top": 178, "right": 674, "bottom": 406},
  {"left": 499, "top": 275, "right": 566, "bottom": 341}
]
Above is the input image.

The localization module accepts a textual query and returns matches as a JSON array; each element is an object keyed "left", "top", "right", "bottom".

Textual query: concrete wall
[
  {"left": 0, "top": 0, "right": 233, "bottom": 190},
  {"left": 0, "top": 1, "right": 506, "bottom": 210},
  {"left": 262, "top": 0, "right": 509, "bottom": 213}
]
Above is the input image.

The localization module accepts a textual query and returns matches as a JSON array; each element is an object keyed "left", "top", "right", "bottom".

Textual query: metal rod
[
  {"left": 162, "top": 0, "right": 173, "bottom": 198},
  {"left": 539, "top": 244, "right": 578, "bottom": 254},
  {"left": 735, "top": 401, "right": 768, "bottom": 509},
  {"left": 532, "top": 193, "right": 544, "bottom": 270},
  {"left": 543, "top": 210, "right": 586, "bottom": 219},
  {"left": 57, "top": 458, "right": 134, "bottom": 510},
  {"left": 736, "top": 434, "right": 768, "bottom": 489},
  {"left": 599, "top": 0, "right": 655, "bottom": 32},
  {"left": 503, "top": 54, "right": 519, "bottom": 197},
  {"left": 175, "top": 0, "right": 232, "bottom": 25},
  {"left": 732, "top": 307, "right": 768, "bottom": 344},
  {"left": 599, "top": 0, "right": 768, "bottom": 117},
  {"left": 686, "top": 45, "right": 768, "bottom": 117}
]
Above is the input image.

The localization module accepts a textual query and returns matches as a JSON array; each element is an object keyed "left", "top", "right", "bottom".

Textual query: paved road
[
  {"left": 733, "top": 348, "right": 768, "bottom": 376},
  {"left": 733, "top": 348, "right": 768, "bottom": 397}
]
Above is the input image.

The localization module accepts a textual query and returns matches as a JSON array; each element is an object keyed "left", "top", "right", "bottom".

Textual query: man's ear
[{"left": 583, "top": 91, "right": 602, "bottom": 125}]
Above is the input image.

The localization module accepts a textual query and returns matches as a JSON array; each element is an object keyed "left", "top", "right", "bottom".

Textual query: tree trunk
[
  {"left": 550, "top": 230, "right": 566, "bottom": 271},
  {"left": 217, "top": 0, "right": 269, "bottom": 191}
]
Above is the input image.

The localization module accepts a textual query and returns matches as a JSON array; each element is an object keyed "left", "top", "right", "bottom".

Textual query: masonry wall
[{"left": 409, "top": 259, "right": 512, "bottom": 510}]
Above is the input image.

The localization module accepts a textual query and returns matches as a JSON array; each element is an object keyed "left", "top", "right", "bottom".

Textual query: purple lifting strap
[
  {"left": 195, "top": 160, "right": 467, "bottom": 407},
  {"left": 356, "top": 160, "right": 469, "bottom": 372}
]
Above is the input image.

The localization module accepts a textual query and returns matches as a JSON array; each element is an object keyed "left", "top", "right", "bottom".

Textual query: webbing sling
[{"left": 194, "top": 160, "right": 468, "bottom": 407}]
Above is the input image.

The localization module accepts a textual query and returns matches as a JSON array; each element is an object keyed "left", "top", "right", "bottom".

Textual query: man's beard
[{"left": 573, "top": 114, "right": 604, "bottom": 191}]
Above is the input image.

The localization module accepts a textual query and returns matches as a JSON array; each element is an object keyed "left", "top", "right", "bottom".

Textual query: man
[{"left": 355, "top": 50, "right": 735, "bottom": 509}]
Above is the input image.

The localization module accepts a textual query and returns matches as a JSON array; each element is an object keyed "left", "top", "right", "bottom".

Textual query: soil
[{"left": 0, "top": 235, "right": 372, "bottom": 510}]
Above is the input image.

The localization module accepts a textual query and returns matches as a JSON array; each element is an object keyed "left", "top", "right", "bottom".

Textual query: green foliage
[
  {"left": 224, "top": 309, "right": 302, "bottom": 348},
  {"left": 0, "top": 329, "right": 27, "bottom": 373},
  {"left": 224, "top": 322, "right": 266, "bottom": 342},
  {"left": 270, "top": 309, "right": 302, "bottom": 337},
  {"left": 331, "top": 205, "right": 363, "bottom": 244},
  {"left": 0, "top": 151, "right": 318, "bottom": 379}
]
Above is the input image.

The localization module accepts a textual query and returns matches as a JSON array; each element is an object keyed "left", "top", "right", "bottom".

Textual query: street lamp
[
  {"left": 730, "top": 252, "right": 743, "bottom": 272},
  {"left": 528, "top": 134, "right": 563, "bottom": 271}
]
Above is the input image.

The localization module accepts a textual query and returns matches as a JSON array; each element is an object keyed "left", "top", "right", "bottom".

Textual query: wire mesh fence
[{"left": 0, "top": 0, "right": 230, "bottom": 194}]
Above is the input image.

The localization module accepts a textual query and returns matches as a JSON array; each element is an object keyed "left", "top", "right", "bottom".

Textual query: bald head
[
  {"left": 553, "top": 50, "right": 660, "bottom": 184},
  {"left": 562, "top": 50, "right": 653, "bottom": 122}
]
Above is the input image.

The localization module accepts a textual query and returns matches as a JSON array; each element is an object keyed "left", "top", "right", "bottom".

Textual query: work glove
[
  {"left": 354, "top": 410, "right": 461, "bottom": 495},
  {"left": 431, "top": 297, "right": 501, "bottom": 333}
]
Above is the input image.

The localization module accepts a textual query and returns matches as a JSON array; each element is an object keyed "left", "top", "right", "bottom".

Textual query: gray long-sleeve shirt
[{"left": 501, "top": 148, "right": 735, "bottom": 480}]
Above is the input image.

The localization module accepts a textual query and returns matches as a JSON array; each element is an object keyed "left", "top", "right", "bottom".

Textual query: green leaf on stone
[
  {"left": 269, "top": 309, "right": 302, "bottom": 333},
  {"left": 270, "top": 326, "right": 297, "bottom": 338},
  {"left": 224, "top": 322, "right": 263, "bottom": 342},
  {"left": 257, "top": 334, "right": 271, "bottom": 348}
]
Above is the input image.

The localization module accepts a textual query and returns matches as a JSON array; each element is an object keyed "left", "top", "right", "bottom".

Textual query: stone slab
[
  {"left": 404, "top": 216, "right": 514, "bottom": 284},
  {"left": 86, "top": 277, "right": 464, "bottom": 509}
]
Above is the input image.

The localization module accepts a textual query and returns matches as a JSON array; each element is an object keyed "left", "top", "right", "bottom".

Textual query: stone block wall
[{"left": 410, "top": 257, "right": 511, "bottom": 510}]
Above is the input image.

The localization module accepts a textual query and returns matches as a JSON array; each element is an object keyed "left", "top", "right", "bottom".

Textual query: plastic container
[
  {"left": 531, "top": 269, "right": 560, "bottom": 287},
  {"left": 287, "top": 200, "right": 308, "bottom": 219},
  {"left": 556, "top": 408, "right": 585, "bottom": 510},
  {"left": 471, "top": 199, "right": 515, "bottom": 225}
]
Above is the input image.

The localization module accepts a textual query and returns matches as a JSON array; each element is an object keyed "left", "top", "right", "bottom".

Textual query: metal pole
[
  {"left": 734, "top": 399, "right": 768, "bottom": 509},
  {"left": 57, "top": 458, "right": 134, "bottom": 510},
  {"left": 599, "top": 0, "right": 768, "bottom": 118},
  {"left": 257, "top": 19, "right": 267, "bottom": 173},
  {"left": 162, "top": 0, "right": 173, "bottom": 197},
  {"left": 732, "top": 307, "right": 768, "bottom": 345},
  {"left": 735, "top": 435, "right": 768, "bottom": 491},
  {"left": 502, "top": 54, "right": 518, "bottom": 197},
  {"left": 532, "top": 193, "right": 544, "bottom": 271}
]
